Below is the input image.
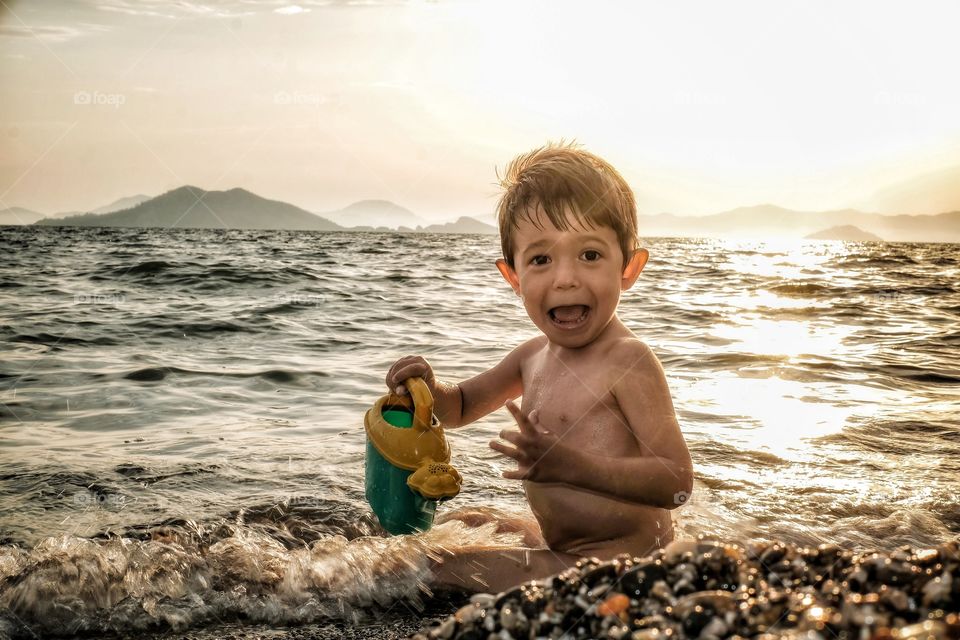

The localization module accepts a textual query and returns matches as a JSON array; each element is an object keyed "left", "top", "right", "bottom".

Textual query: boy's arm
[
  {"left": 495, "top": 341, "right": 693, "bottom": 509},
  {"left": 386, "top": 337, "right": 540, "bottom": 428},
  {"left": 442, "top": 336, "right": 543, "bottom": 428}
]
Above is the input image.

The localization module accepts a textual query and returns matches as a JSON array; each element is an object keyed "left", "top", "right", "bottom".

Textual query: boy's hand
[
  {"left": 385, "top": 355, "right": 437, "bottom": 397},
  {"left": 489, "top": 400, "right": 567, "bottom": 482}
]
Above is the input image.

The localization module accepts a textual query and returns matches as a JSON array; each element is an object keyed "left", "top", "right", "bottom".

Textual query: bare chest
[{"left": 520, "top": 354, "right": 638, "bottom": 454}]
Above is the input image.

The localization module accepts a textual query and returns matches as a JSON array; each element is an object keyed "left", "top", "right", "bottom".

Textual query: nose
[{"left": 552, "top": 257, "right": 579, "bottom": 289}]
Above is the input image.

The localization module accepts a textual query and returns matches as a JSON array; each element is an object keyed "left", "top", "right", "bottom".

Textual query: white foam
[{"left": 0, "top": 520, "right": 524, "bottom": 635}]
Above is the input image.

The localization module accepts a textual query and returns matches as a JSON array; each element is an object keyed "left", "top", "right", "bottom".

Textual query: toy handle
[{"left": 393, "top": 376, "right": 435, "bottom": 432}]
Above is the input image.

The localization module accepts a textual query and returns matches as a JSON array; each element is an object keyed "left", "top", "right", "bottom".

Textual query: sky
[{"left": 2, "top": 0, "right": 960, "bottom": 221}]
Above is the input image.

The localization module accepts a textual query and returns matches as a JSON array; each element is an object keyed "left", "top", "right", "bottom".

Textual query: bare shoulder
[
  {"left": 606, "top": 337, "right": 676, "bottom": 416},
  {"left": 517, "top": 334, "right": 549, "bottom": 361},
  {"left": 605, "top": 337, "right": 664, "bottom": 382}
]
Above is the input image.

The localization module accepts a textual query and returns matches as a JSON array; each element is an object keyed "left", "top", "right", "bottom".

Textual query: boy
[{"left": 384, "top": 142, "right": 693, "bottom": 593}]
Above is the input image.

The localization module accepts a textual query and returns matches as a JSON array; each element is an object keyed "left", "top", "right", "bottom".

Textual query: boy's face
[{"left": 495, "top": 205, "right": 648, "bottom": 350}]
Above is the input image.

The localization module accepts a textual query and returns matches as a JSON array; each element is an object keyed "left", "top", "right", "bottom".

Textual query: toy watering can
[{"left": 364, "top": 376, "right": 462, "bottom": 535}]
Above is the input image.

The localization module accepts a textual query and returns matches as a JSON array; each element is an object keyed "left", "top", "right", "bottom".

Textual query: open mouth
[{"left": 548, "top": 305, "right": 590, "bottom": 329}]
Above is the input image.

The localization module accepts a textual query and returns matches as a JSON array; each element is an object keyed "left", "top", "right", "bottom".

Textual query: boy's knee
[{"left": 429, "top": 548, "right": 579, "bottom": 594}]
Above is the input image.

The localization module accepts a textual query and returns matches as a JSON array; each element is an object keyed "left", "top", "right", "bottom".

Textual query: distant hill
[
  {"left": 319, "top": 199, "right": 428, "bottom": 230},
  {"left": 805, "top": 225, "right": 883, "bottom": 241},
  {"left": 347, "top": 216, "right": 496, "bottom": 234},
  {"left": 2, "top": 194, "right": 151, "bottom": 226},
  {"left": 36, "top": 186, "right": 343, "bottom": 231},
  {"left": 0, "top": 207, "right": 45, "bottom": 225},
  {"left": 639, "top": 205, "right": 960, "bottom": 242},
  {"left": 92, "top": 194, "right": 151, "bottom": 214},
  {"left": 419, "top": 216, "right": 496, "bottom": 234}
]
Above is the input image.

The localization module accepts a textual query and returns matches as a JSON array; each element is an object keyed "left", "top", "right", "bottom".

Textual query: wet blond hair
[{"left": 495, "top": 140, "right": 639, "bottom": 269}]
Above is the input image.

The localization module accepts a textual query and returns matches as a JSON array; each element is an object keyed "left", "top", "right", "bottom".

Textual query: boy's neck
[{"left": 545, "top": 314, "right": 634, "bottom": 359}]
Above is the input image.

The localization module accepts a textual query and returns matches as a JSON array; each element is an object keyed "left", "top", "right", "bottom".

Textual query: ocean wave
[
  {"left": 853, "top": 284, "right": 957, "bottom": 297},
  {"left": 119, "top": 367, "right": 329, "bottom": 383},
  {"left": 10, "top": 332, "right": 119, "bottom": 348},
  {"left": 112, "top": 462, "right": 220, "bottom": 484},
  {"left": 689, "top": 440, "right": 787, "bottom": 467},
  {"left": 121, "top": 319, "right": 251, "bottom": 338},
  {"left": 816, "top": 419, "right": 960, "bottom": 455},
  {"left": 0, "top": 520, "right": 519, "bottom": 637},
  {"left": 661, "top": 351, "right": 791, "bottom": 370},
  {"left": 766, "top": 281, "right": 834, "bottom": 297},
  {"left": 91, "top": 260, "right": 319, "bottom": 287},
  {"left": 873, "top": 364, "right": 960, "bottom": 385},
  {"left": 762, "top": 506, "right": 955, "bottom": 550},
  {"left": 833, "top": 254, "right": 921, "bottom": 267}
]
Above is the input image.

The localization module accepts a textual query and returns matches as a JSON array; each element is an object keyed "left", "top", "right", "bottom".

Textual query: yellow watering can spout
[{"left": 408, "top": 460, "right": 462, "bottom": 500}]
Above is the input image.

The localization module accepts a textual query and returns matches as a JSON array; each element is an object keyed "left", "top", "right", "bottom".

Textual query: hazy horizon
[
  {"left": 3, "top": 1, "right": 960, "bottom": 222},
  {"left": 10, "top": 184, "right": 960, "bottom": 224}
]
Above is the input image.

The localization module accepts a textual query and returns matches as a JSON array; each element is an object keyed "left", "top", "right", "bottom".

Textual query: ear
[
  {"left": 620, "top": 248, "right": 649, "bottom": 291},
  {"left": 495, "top": 258, "right": 521, "bottom": 295}
]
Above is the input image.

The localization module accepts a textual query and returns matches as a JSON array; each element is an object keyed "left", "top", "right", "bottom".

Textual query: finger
[
  {"left": 393, "top": 365, "right": 424, "bottom": 389},
  {"left": 498, "top": 429, "right": 522, "bottom": 446},
  {"left": 528, "top": 410, "right": 553, "bottom": 437},
  {"left": 528, "top": 409, "right": 543, "bottom": 433},
  {"left": 386, "top": 363, "right": 410, "bottom": 390},
  {"left": 502, "top": 469, "right": 527, "bottom": 480},
  {"left": 489, "top": 440, "right": 521, "bottom": 461},
  {"left": 395, "top": 364, "right": 420, "bottom": 380},
  {"left": 504, "top": 400, "right": 535, "bottom": 435}
]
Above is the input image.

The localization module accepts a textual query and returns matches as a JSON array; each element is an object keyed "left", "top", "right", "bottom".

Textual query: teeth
[{"left": 550, "top": 308, "right": 588, "bottom": 325}]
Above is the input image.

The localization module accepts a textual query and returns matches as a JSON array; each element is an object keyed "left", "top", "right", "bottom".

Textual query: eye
[
  {"left": 582, "top": 250, "right": 601, "bottom": 261},
  {"left": 530, "top": 255, "right": 549, "bottom": 266}
]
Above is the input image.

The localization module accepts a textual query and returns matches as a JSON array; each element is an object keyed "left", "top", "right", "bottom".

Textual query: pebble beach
[{"left": 412, "top": 537, "right": 960, "bottom": 640}]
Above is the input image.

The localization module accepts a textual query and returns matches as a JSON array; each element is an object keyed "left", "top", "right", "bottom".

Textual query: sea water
[{"left": 0, "top": 226, "right": 957, "bottom": 636}]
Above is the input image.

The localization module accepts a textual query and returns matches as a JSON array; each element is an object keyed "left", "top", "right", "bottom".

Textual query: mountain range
[
  {"left": 27, "top": 187, "right": 498, "bottom": 234},
  {"left": 0, "top": 193, "right": 152, "bottom": 226},
  {"left": 317, "top": 200, "right": 429, "bottom": 230},
  {"left": 637, "top": 205, "right": 960, "bottom": 243},
  {"left": 34, "top": 186, "right": 345, "bottom": 231},
  {"left": 0, "top": 207, "right": 46, "bottom": 226},
  {"left": 9, "top": 186, "right": 960, "bottom": 242}
]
